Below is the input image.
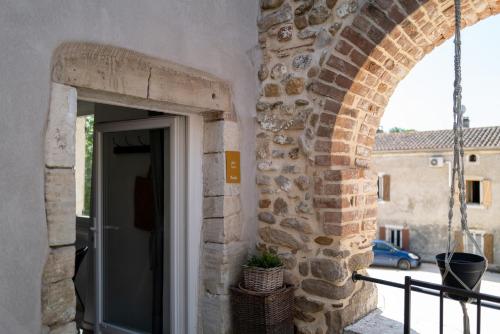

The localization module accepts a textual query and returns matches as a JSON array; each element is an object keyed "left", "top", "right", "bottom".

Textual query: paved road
[{"left": 367, "top": 263, "right": 500, "bottom": 334}]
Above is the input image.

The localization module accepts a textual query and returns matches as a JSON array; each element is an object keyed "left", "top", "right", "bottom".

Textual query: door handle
[{"left": 103, "top": 225, "right": 120, "bottom": 230}]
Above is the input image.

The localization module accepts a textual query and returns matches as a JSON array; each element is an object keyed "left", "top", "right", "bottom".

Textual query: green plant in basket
[{"left": 246, "top": 251, "right": 283, "bottom": 269}]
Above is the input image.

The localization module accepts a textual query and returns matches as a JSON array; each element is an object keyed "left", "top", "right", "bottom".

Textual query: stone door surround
[{"left": 42, "top": 42, "right": 243, "bottom": 334}]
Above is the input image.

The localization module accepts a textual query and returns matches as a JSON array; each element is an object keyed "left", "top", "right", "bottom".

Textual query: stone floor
[
  {"left": 344, "top": 309, "right": 417, "bottom": 334},
  {"left": 363, "top": 263, "right": 500, "bottom": 334}
]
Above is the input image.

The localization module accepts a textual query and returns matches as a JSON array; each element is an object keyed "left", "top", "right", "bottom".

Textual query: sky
[{"left": 381, "top": 16, "right": 500, "bottom": 131}]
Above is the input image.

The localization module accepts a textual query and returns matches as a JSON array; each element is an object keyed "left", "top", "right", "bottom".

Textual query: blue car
[{"left": 372, "top": 240, "right": 421, "bottom": 270}]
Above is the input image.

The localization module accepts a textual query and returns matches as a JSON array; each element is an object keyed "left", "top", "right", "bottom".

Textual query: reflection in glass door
[{"left": 96, "top": 123, "right": 169, "bottom": 334}]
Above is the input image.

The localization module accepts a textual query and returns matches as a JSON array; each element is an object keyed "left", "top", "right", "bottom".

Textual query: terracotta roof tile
[{"left": 374, "top": 127, "right": 500, "bottom": 152}]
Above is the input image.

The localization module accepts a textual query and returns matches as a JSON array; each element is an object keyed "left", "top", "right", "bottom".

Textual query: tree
[
  {"left": 83, "top": 116, "right": 94, "bottom": 216},
  {"left": 389, "top": 127, "right": 414, "bottom": 133}
]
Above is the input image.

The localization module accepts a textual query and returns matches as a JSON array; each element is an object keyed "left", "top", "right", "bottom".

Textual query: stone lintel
[{"left": 52, "top": 42, "right": 232, "bottom": 113}]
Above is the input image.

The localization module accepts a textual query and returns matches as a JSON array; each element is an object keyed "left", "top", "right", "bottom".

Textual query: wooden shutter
[
  {"left": 402, "top": 228, "right": 410, "bottom": 251},
  {"left": 454, "top": 230, "right": 464, "bottom": 252},
  {"left": 484, "top": 233, "right": 494, "bottom": 263},
  {"left": 483, "top": 179, "right": 492, "bottom": 208},
  {"left": 383, "top": 175, "right": 391, "bottom": 201},
  {"left": 379, "top": 226, "right": 386, "bottom": 241}
]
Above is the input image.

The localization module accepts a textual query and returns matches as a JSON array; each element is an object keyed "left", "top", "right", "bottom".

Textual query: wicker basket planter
[
  {"left": 243, "top": 265, "right": 284, "bottom": 292},
  {"left": 231, "top": 284, "right": 294, "bottom": 334}
]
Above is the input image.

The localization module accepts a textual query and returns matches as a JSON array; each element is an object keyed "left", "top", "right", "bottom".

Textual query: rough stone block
[
  {"left": 45, "top": 83, "right": 77, "bottom": 168},
  {"left": 203, "top": 214, "right": 242, "bottom": 244},
  {"left": 325, "top": 282, "right": 377, "bottom": 333},
  {"left": 203, "top": 241, "right": 247, "bottom": 294},
  {"left": 149, "top": 65, "right": 231, "bottom": 113},
  {"left": 344, "top": 309, "right": 418, "bottom": 334},
  {"left": 43, "top": 246, "right": 75, "bottom": 284},
  {"left": 50, "top": 322, "right": 77, "bottom": 334},
  {"left": 201, "top": 293, "right": 231, "bottom": 334},
  {"left": 203, "top": 153, "right": 239, "bottom": 197},
  {"left": 45, "top": 169, "right": 76, "bottom": 246},
  {"left": 42, "top": 279, "right": 76, "bottom": 326},
  {"left": 203, "top": 195, "right": 240, "bottom": 218},
  {"left": 204, "top": 121, "right": 240, "bottom": 153},
  {"left": 302, "top": 278, "right": 355, "bottom": 300},
  {"left": 259, "top": 227, "right": 304, "bottom": 251}
]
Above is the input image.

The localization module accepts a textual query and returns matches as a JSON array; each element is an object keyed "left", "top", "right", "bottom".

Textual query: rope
[
  {"left": 460, "top": 302, "right": 470, "bottom": 334},
  {"left": 442, "top": 1, "right": 488, "bottom": 332}
]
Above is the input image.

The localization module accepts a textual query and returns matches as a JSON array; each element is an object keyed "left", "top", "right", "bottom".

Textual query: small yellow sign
[{"left": 225, "top": 151, "right": 241, "bottom": 184}]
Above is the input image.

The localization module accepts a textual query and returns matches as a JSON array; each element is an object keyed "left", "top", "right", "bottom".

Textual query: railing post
[
  {"left": 404, "top": 276, "right": 411, "bottom": 334},
  {"left": 477, "top": 298, "right": 481, "bottom": 334},
  {"left": 439, "top": 291, "right": 444, "bottom": 334}
]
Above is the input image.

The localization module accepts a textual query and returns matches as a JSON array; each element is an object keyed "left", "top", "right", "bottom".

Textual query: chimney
[{"left": 463, "top": 116, "right": 470, "bottom": 128}]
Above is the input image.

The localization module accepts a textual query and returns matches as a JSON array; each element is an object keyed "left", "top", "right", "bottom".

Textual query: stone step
[{"left": 344, "top": 309, "right": 419, "bottom": 334}]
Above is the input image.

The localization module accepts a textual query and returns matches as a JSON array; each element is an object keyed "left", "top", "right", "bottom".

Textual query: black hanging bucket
[{"left": 436, "top": 252, "right": 486, "bottom": 301}]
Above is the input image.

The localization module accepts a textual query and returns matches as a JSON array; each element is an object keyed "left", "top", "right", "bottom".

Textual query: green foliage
[
  {"left": 83, "top": 115, "right": 94, "bottom": 216},
  {"left": 246, "top": 251, "right": 283, "bottom": 269},
  {"left": 389, "top": 127, "right": 414, "bottom": 133}
]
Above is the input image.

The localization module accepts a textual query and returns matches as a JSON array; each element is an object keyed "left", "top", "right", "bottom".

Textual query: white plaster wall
[
  {"left": 373, "top": 150, "right": 500, "bottom": 263},
  {"left": 0, "top": 1, "right": 259, "bottom": 332}
]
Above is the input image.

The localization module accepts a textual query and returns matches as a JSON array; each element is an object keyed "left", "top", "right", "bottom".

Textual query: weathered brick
[
  {"left": 313, "top": 197, "right": 346, "bottom": 209},
  {"left": 363, "top": 207, "right": 378, "bottom": 219},
  {"left": 319, "top": 69, "right": 337, "bottom": 82},
  {"left": 311, "top": 81, "right": 345, "bottom": 100},
  {"left": 332, "top": 128, "right": 353, "bottom": 141},
  {"left": 362, "top": 3, "right": 396, "bottom": 32},
  {"left": 324, "top": 183, "right": 358, "bottom": 196},
  {"left": 324, "top": 99, "right": 341, "bottom": 113},
  {"left": 388, "top": 5, "right": 406, "bottom": 23},
  {"left": 349, "top": 49, "right": 366, "bottom": 67},
  {"left": 335, "top": 39, "right": 354, "bottom": 55},
  {"left": 315, "top": 155, "right": 350, "bottom": 166},
  {"left": 335, "top": 74, "right": 353, "bottom": 89},
  {"left": 398, "top": 0, "right": 420, "bottom": 15},
  {"left": 324, "top": 222, "right": 360, "bottom": 236},
  {"left": 340, "top": 27, "right": 375, "bottom": 55},
  {"left": 323, "top": 210, "right": 361, "bottom": 224},
  {"left": 326, "top": 55, "right": 358, "bottom": 78},
  {"left": 316, "top": 126, "right": 333, "bottom": 138},
  {"left": 315, "top": 140, "right": 332, "bottom": 152},
  {"left": 335, "top": 116, "right": 356, "bottom": 129},
  {"left": 319, "top": 112, "right": 337, "bottom": 126},
  {"left": 323, "top": 169, "right": 364, "bottom": 182}
]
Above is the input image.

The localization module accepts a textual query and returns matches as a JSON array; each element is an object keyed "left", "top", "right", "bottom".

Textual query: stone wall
[{"left": 255, "top": 0, "right": 500, "bottom": 333}]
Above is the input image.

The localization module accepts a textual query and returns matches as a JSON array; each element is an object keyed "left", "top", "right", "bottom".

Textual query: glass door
[{"left": 95, "top": 118, "right": 174, "bottom": 334}]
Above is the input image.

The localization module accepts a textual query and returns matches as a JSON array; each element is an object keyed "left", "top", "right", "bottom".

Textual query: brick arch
[
  {"left": 256, "top": 1, "right": 500, "bottom": 333},
  {"left": 312, "top": 0, "right": 500, "bottom": 169}
]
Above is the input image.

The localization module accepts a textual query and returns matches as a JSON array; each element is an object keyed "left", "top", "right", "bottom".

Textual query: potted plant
[{"left": 243, "top": 250, "right": 283, "bottom": 292}]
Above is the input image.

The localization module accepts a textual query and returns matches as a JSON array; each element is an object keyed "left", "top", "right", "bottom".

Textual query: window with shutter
[
  {"left": 379, "top": 226, "right": 386, "bottom": 240},
  {"left": 484, "top": 233, "right": 494, "bottom": 263},
  {"left": 377, "top": 174, "right": 390, "bottom": 202},
  {"left": 402, "top": 228, "right": 410, "bottom": 251},
  {"left": 385, "top": 226, "right": 403, "bottom": 248},
  {"left": 483, "top": 179, "right": 492, "bottom": 208},
  {"left": 383, "top": 175, "right": 391, "bottom": 201}
]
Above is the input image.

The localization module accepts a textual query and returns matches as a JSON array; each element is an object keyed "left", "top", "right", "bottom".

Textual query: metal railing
[{"left": 352, "top": 272, "right": 500, "bottom": 334}]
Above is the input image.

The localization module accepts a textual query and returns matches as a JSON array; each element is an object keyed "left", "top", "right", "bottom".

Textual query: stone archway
[
  {"left": 42, "top": 42, "right": 243, "bottom": 333},
  {"left": 256, "top": 1, "right": 500, "bottom": 333}
]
